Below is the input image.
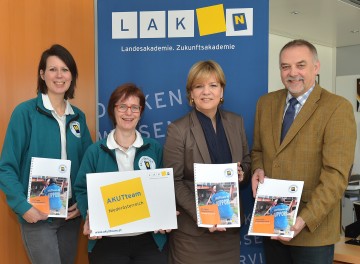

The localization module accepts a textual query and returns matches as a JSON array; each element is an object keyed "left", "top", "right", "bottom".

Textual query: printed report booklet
[
  {"left": 248, "top": 178, "right": 304, "bottom": 238},
  {"left": 27, "top": 157, "right": 71, "bottom": 218},
  {"left": 194, "top": 163, "right": 240, "bottom": 228},
  {"left": 86, "top": 168, "right": 177, "bottom": 237}
]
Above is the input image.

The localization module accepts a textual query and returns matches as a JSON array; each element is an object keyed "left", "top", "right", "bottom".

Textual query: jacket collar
[
  {"left": 36, "top": 92, "right": 76, "bottom": 115},
  {"left": 41, "top": 93, "right": 75, "bottom": 115},
  {"left": 190, "top": 110, "right": 212, "bottom": 163},
  {"left": 276, "top": 85, "right": 322, "bottom": 153},
  {"left": 36, "top": 93, "right": 79, "bottom": 123},
  {"left": 189, "top": 108, "right": 238, "bottom": 163}
]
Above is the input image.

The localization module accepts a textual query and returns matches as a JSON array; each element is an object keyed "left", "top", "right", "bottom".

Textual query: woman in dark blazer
[{"left": 163, "top": 60, "right": 251, "bottom": 264}]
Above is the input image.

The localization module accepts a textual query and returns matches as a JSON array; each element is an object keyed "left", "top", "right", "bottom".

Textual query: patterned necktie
[{"left": 281, "top": 97, "right": 299, "bottom": 143}]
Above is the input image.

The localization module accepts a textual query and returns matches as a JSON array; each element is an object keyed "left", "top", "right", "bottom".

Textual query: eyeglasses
[{"left": 115, "top": 104, "right": 142, "bottom": 113}]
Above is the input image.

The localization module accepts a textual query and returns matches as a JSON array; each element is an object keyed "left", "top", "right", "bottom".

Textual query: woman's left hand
[
  {"left": 154, "top": 229, "right": 172, "bottom": 234},
  {"left": 237, "top": 162, "right": 244, "bottom": 182},
  {"left": 66, "top": 202, "right": 80, "bottom": 220},
  {"left": 83, "top": 211, "right": 102, "bottom": 240},
  {"left": 154, "top": 211, "right": 180, "bottom": 234}
]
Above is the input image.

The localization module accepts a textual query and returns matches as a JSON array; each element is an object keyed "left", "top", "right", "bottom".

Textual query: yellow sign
[
  {"left": 196, "top": 4, "right": 226, "bottom": 36},
  {"left": 100, "top": 177, "right": 150, "bottom": 228}
]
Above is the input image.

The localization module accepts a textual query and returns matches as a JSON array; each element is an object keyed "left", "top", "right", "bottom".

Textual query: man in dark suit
[{"left": 251, "top": 39, "right": 357, "bottom": 264}]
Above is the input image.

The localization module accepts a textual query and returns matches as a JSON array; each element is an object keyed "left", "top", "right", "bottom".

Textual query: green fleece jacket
[
  {"left": 0, "top": 93, "right": 92, "bottom": 222},
  {"left": 74, "top": 135, "right": 167, "bottom": 252}
]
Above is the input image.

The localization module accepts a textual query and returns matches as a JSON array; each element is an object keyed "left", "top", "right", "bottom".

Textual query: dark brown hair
[{"left": 37, "top": 44, "right": 78, "bottom": 99}]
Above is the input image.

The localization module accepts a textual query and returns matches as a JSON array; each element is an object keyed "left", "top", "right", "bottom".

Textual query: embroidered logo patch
[
  {"left": 69, "top": 121, "right": 81, "bottom": 138},
  {"left": 138, "top": 156, "right": 156, "bottom": 170}
]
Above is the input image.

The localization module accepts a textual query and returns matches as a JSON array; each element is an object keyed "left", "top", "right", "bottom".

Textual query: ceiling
[{"left": 270, "top": 0, "right": 360, "bottom": 48}]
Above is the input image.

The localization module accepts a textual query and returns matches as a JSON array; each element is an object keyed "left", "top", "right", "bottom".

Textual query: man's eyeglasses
[{"left": 115, "top": 104, "right": 142, "bottom": 113}]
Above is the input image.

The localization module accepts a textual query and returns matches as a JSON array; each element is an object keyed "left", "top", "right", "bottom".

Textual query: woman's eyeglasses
[{"left": 115, "top": 104, "right": 142, "bottom": 113}]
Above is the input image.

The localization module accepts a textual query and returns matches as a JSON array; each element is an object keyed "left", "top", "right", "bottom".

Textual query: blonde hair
[{"left": 185, "top": 60, "right": 226, "bottom": 105}]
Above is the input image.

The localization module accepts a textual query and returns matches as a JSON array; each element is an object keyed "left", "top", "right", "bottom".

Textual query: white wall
[
  {"left": 268, "top": 34, "right": 335, "bottom": 93},
  {"left": 337, "top": 45, "right": 360, "bottom": 76},
  {"left": 335, "top": 75, "right": 360, "bottom": 174}
]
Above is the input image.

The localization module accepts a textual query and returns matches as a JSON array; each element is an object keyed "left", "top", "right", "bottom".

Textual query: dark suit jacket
[
  {"left": 251, "top": 84, "right": 357, "bottom": 246},
  {"left": 164, "top": 109, "right": 251, "bottom": 236}
]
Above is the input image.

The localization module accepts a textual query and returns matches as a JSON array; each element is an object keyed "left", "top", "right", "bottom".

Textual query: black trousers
[
  {"left": 89, "top": 232, "right": 168, "bottom": 264},
  {"left": 263, "top": 237, "right": 334, "bottom": 264}
]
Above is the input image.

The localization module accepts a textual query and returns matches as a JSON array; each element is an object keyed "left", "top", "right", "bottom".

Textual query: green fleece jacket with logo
[
  {"left": 74, "top": 135, "right": 167, "bottom": 252},
  {"left": 0, "top": 93, "right": 92, "bottom": 222}
]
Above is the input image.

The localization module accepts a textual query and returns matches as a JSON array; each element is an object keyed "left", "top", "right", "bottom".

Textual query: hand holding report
[
  {"left": 86, "top": 168, "right": 177, "bottom": 237},
  {"left": 27, "top": 157, "right": 71, "bottom": 218},
  {"left": 248, "top": 178, "right": 304, "bottom": 238},
  {"left": 194, "top": 163, "right": 240, "bottom": 228}
]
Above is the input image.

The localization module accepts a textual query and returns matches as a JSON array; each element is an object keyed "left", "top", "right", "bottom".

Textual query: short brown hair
[
  {"left": 279, "top": 39, "right": 319, "bottom": 67},
  {"left": 185, "top": 60, "right": 226, "bottom": 105},
  {"left": 107, "top": 83, "right": 145, "bottom": 126}
]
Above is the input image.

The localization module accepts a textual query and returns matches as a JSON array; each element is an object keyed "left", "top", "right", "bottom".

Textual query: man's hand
[{"left": 271, "top": 216, "right": 306, "bottom": 242}]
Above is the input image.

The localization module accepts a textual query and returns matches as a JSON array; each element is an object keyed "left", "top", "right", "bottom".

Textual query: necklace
[
  {"left": 119, "top": 144, "right": 130, "bottom": 150},
  {"left": 114, "top": 131, "right": 136, "bottom": 150},
  {"left": 114, "top": 138, "right": 130, "bottom": 150}
]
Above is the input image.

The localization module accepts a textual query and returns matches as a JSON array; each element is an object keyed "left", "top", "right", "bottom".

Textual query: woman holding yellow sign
[{"left": 74, "top": 83, "right": 168, "bottom": 264}]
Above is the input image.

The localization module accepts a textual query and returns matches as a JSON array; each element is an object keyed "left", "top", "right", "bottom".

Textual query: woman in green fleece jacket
[
  {"left": 0, "top": 44, "right": 92, "bottom": 264},
  {"left": 74, "top": 83, "right": 168, "bottom": 264}
]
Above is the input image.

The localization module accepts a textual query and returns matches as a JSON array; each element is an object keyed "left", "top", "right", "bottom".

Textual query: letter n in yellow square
[
  {"left": 101, "top": 177, "right": 150, "bottom": 228},
  {"left": 196, "top": 4, "right": 226, "bottom": 36}
]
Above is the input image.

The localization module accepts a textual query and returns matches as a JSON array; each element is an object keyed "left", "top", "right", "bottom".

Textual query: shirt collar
[
  {"left": 42, "top": 93, "right": 74, "bottom": 115},
  {"left": 286, "top": 84, "right": 315, "bottom": 106},
  {"left": 107, "top": 129, "right": 143, "bottom": 150}
]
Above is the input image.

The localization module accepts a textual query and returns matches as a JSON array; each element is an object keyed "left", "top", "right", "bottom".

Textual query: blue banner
[{"left": 96, "top": 1, "right": 268, "bottom": 262}]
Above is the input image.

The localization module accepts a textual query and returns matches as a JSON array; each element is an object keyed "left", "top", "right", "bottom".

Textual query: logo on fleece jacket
[
  {"left": 69, "top": 121, "right": 81, "bottom": 138},
  {"left": 138, "top": 156, "right": 156, "bottom": 170}
]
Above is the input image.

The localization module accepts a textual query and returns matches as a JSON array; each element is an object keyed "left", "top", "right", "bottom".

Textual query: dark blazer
[
  {"left": 164, "top": 109, "right": 251, "bottom": 236},
  {"left": 251, "top": 84, "right": 357, "bottom": 246}
]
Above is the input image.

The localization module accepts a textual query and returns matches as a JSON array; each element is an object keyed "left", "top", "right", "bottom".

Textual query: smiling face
[
  {"left": 114, "top": 95, "right": 141, "bottom": 132},
  {"left": 190, "top": 73, "right": 224, "bottom": 118},
  {"left": 40, "top": 56, "right": 72, "bottom": 97},
  {"left": 280, "top": 45, "right": 320, "bottom": 97}
]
